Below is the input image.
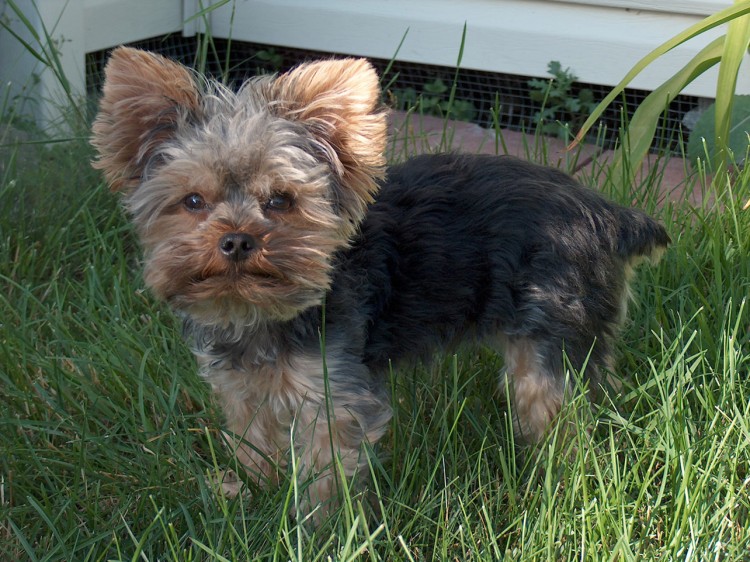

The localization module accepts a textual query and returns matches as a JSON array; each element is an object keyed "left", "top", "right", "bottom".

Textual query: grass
[{"left": 2, "top": 54, "right": 750, "bottom": 562}]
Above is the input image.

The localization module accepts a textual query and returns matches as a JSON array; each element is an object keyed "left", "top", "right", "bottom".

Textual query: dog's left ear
[
  {"left": 91, "top": 47, "right": 201, "bottom": 192},
  {"left": 270, "top": 58, "right": 387, "bottom": 225}
]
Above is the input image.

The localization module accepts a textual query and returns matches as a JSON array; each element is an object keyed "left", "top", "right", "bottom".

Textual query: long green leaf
[
  {"left": 571, "top": 0, "right": 750, "bottom": 147},
  {"left": 713, "top": 4, "right": 750, "bottom": 169},
  {"left": 611, "top": 38, "right": 725, "bottom": 185}
]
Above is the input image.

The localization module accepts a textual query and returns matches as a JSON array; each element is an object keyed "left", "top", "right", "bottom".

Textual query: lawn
[{"left": 1, "top": 66, "right": 750, "bottom": 561}]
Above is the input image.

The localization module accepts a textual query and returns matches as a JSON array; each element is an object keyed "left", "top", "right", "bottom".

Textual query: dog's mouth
[
  {"left": 165, "top": 269, "right": 326, "bottom": 326},
  {"left": 182, "top": 266, "right": 290, "bottom": 300},
  {"left": 145, "top": 255, "right": 286, "bottom": 306},
  {"left": 193, "top": 267, "right": 280, "bottom": 283},
  {"left": 185, "top": 248, "right": 289, "bottom": 283}
]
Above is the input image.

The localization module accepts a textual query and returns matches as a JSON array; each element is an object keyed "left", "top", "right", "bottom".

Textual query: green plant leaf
[
  {"left": 423, "top": 78, "right": 447, "bottom": 95},
  {"left": 688, "top": 95, "right": 750, "bottom": 165},
  {"left": 610, "top": 37, "right": 726, "bottom": 184},
  {"left": 564, "top": 98, "right": 582, "bottom": 112},
  {"left": 571, "top": 1, "right": 750, "bottom": 148},
  {"left": 713, "top": 4, "right": 750, "bottom": 169}
]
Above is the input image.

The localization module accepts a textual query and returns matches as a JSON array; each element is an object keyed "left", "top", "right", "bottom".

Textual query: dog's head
[{"left": 92, "top": 47, "right": 386, "bottom": 327}]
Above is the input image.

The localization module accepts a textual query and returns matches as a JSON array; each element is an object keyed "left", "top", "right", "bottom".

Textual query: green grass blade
[
  {"left": 3, "top": 0, "right": 41, "bottom": 42},
  {"left": 3, "top": 15, "right": 750, "bottom": 558},
  {"left": 440, "top": 22, "right": 468, "bottom": 147},
  {"left": 183, "top": 0, "right": 232, "bottom": 24}
]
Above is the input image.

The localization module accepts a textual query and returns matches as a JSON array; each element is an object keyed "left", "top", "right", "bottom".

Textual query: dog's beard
[{"left": 141, "top": 233, "right": 337, "bottom": 328}]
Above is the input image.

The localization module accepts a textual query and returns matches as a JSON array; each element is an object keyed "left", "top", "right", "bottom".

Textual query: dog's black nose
[{"left": 219, "top": 232, "right": 256, "bottom": 261}]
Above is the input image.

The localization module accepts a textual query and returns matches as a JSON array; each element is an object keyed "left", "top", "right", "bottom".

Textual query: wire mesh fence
[{"left": 86, "top": 35, "right": 707, "bottom": 153}]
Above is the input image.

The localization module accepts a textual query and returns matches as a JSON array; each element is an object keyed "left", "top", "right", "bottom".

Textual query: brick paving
[{"left": 388, "top": 110, "right": 705, "bottom": 207}]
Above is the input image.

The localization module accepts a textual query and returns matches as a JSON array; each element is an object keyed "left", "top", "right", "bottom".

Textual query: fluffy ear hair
[
  {"left": 91, "top": 46, "right": 201, "bottom": 192},
  {"left": 269, "top": 58, "right": 387, "bottom": 225}
]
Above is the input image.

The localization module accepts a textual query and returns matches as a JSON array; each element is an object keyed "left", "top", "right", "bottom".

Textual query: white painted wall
[
  {"left": 549, "top": 0, "right": 730, "bottom": 16},
  {"left": 204, "top": 0, "right": 748, "bottom": 97},
  {"left": 0, "top": 0, "right": 183, "bottom": 132},
  {"left": 1, "top": 0, "right": 748, "bottom": 132},
  {"left": 1, "top": 0, "right": 86, "bottom": 130}
]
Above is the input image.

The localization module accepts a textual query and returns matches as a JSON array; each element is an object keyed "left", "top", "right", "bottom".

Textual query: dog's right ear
[
  {"left": 268, "top": 58, "right": 387, "bottom": 231},
  {"left": 91, "top": 47, "right": 201, "bottom": 192}
]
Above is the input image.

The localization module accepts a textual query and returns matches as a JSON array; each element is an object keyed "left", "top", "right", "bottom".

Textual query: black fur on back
[{"left": 326, "top": 153, "right": 669, "bottom": 377}]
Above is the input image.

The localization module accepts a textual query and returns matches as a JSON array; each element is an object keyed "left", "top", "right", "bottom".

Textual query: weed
[
  {"left": 392, "top": 77, "right": 477, "bottom": 122},
  {"left": 528, "top": 60, "right": 598, "bottom": 139}
]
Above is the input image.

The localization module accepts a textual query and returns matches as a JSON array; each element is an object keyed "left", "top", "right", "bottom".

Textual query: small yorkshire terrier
[{"left": 92, "top": 47, "right": 669, "bottom": 514}]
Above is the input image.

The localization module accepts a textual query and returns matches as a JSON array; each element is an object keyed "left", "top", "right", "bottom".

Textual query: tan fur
[
  {"left": 91, "top": 47, "right": 201, "bottom": 192},
  {"left": 140, "top": 181, "right": 343, "bottom": 324},
  {"left": 501, "top": 337, "right": 565, "bottom": 442},
  {"left": 202, "top": 346, "right": 390, "bottom": 514},
  {"left": 91, "top": 50, "right": 391, "bottom": 513},
  {"left": 91, "top": 49, "right": 387, "bottom": 326}
]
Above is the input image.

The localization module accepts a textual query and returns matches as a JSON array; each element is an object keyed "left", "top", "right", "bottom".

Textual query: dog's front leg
[
  {"left": 287, "top": 353, "right": 392, "bottom": 519},
  {"left": 291, "top": 401, "right": 366, "bottom": 518},
  {"left": 216, "top": 387, "right": 287, "bottom": 497}
]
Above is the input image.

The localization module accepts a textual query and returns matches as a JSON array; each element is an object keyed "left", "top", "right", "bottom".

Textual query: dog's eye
[
  {"left": 266, "top": 193, "right": 293, "bottom": 212},
  {"left": 183, "top": 193, "right": 208, "bottom": 212}
]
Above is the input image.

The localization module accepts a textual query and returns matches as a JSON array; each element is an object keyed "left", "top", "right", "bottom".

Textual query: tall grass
[{"left": 2, "top": 15, "right": 750, "bottom": 562}]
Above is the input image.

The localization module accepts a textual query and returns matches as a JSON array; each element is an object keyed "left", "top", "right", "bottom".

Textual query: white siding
[
  {"left": 204, "top": 0, "right": 749, "bottom": 97},
  {"left": 2, "top": 0, "right": 748, "bottom": 131}
]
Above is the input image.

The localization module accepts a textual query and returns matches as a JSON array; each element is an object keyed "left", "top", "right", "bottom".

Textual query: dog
[{"left": 91, "top": 47, "right": 670, "bottom": 515}]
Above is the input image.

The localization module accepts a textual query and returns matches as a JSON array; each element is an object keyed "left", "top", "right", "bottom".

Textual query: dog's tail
[{"left": 616, "top": 207, "right": 671, "bottom": 266}]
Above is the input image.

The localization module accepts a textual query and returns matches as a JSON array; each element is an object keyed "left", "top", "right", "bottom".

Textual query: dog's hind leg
[{"left": 498, "top": 336, "right": 571, "bottom": 444}]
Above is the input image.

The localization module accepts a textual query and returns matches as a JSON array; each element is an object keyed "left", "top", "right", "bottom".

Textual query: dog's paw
[{"left": 207, "top": 468, "right": 247, "bottom": 499}]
